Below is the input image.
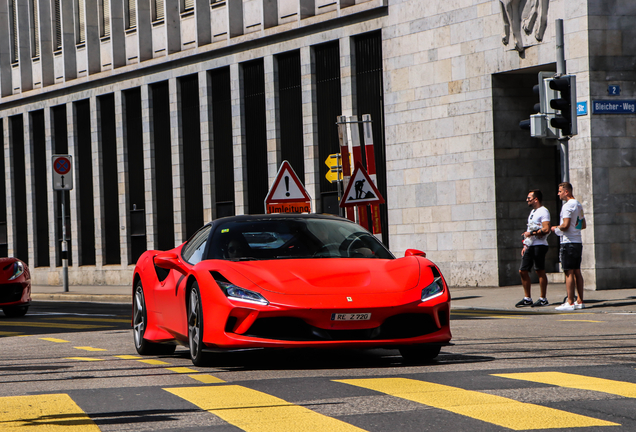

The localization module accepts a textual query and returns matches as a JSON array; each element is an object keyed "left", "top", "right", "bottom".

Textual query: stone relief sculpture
[{"left": 499, "top": 0, "right": 549, "bottom": 53}]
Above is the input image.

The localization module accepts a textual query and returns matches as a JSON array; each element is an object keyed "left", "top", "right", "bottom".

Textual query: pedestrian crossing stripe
[
  {"left": 40, "top": 337, "right": 69, "bottom": 343},
  {"left": 493, "top": 372, "right": 636, "bottom": 398},
  {"left": 138, "top": 359, "right": 171, "bottom": 365},
  {"left": 558, "top": 319, "right": 604, "bottom": 323},
  {"left": 189, "top": 374, "right": 225, "bottom": 384},
  {"left": 0, "top": 393, "right": 100, "bottom": 431},
  {"left": 115, "top": 355, "right": 142, "bottom": 359},
  {"left": 65, "top": 357, "right": 105, "bottom": 362},
  {"left": 164, "top": 385, "right": 366, "bottom": 432},
  {"left": 334, "top": 378, "right": 619, "bottom": 430},
  {"left": 74, "top": 346, "right": 107, "bottom": 352},
  {"left": 166, "top": 367, "right": 198, "bottom": 373}
]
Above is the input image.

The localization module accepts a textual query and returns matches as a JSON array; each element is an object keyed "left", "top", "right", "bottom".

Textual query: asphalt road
[{"left": 1, "top": 301, "right": 635, "bottom": 431}]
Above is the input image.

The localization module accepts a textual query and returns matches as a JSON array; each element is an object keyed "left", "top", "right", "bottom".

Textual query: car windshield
[{"left": 207, "top": 217, "right": 394, "bottom": 261}]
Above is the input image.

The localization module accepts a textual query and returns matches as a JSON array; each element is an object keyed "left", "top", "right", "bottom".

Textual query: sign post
[{"left": 52, "top": 155, "right": 73, "bottom": 293}]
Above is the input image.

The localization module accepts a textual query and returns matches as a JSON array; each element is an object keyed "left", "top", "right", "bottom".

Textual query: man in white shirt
[
  {"left": 551, "top": 182, "right": 586, "bottom": 311},
  {"left": 516, "top": 189, "right": 551, "bottom": 307}
]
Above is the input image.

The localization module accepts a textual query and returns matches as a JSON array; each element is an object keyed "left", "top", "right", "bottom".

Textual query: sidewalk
[{"left": 30, "top": 283, "right": 636, "bottom": 313}]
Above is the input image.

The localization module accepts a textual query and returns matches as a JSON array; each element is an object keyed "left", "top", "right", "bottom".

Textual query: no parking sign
[{"left": 52, "top": 155, "right": 73, "bottom": 191}]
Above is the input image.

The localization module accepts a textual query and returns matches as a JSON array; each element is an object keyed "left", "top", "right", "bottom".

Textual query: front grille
[
  {"left": 239, "top": 313, "right": 440, "bottom": 342},
  {"left": 0, "top": 284, "right": 25, "bottom": 303}
]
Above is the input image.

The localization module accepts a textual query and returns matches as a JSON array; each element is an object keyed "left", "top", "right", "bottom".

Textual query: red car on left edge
[{"left": 0, "top": 258, "right": 31, "bottom": 317}]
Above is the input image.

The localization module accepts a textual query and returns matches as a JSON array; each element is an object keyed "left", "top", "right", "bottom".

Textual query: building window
[
  {"left": 10, "top": 0, "right": 18, "bottom": 62},
  {"left": 100, "top": 0, "right": 110, "bottom": 38},
  {"left": 183, "top": 0, "right": 194, "bottom": 12},
  {"left": 76, "top": 0, "right": 85, "bottom": 44},
  {"left": 153, "top": 0, "right": 164, "bottom": 21},
  {"left": 31, "top": 0, "right": 40, "bottom": 58},
  {"left": 126, "top": 0, "right": 137, "bottom": 29},
  {"left": 54, "top": 0, "right": 62, "bottom": 50}
]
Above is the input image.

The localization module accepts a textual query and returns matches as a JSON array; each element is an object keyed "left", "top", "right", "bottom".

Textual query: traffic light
[
  {"left": 549, "top": 75, "right": 577, "bottom": 136},
  {"left": 519, "top": 72, "right": 558, "bottom": 139}
]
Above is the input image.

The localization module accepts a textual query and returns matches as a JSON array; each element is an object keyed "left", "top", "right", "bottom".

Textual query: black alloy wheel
[
  {"left": 133, "top": 281, "right": 176, "bottom": 355},
  {"left": 188, "top": 282, "right": 212, "bottom": 366}
]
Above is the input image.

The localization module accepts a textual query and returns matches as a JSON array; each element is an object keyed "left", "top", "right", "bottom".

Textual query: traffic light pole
[{"left": 556, "top": 19, "right": 570, "bottom": 183}]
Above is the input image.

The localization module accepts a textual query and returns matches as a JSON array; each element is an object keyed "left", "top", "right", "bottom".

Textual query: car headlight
[
  {"left": 421, "top": 277, "right": 444, "bottom": 302},
  {"left": 8, "top": 261, "right": 24, "bottom": 281},
  {"left": 215, "top": 279, "right": 269, "bottom": 305}
]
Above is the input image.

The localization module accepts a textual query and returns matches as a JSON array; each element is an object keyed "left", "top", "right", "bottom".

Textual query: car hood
[{"left": 221, "top": 257, "right": 421, "bottom": 295}]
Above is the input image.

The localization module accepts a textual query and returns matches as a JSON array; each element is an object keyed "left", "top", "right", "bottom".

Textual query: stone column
[
  {"left": 140, "top": 84, "right": 157, "bottom": 250},
  {"left": 195, "top": 0, "right": 212, "bottom": 46},
  {"left": 199, "top": 70, "right": 214, "bottom": 222},
  {"left": 264, "top": 54, "right": 279, "bottom": 184},
  {"left": 5, "top": 116, "right": 17, "bottom": 259},
  {"left": 66, "top": 102, "right": 79, "bottom": 268},
  {"left": 84, "top": 0, "right": 102, "bottom": 74},
  {"left": 169, "top": 77, "right": 185, "bottom": 243},
  {"left": 90, "top": 96, "right": 105, "bottom": 267},
  {"left": 23, "top": 112, "right": 36, "bottom": 266},
  {"left": 44, "top": 108, "right": 57, "bottom": 273},
  {"left": 0, "top": 1, "right": 13, "bottom": 96},
  {"left": 61, "top": 0, "right": 77, "bottom": 80},
  {"left": 136, "top": 0, "right": 152, "bottom": 62},
  {"left": 165, "top": 0, "right": 181, "bottom": 54},
  {"left": 16, "top": 0, "right": 33, "bottom": 91},
  {"left": 300, "top": 46, "right": 319, "bottom": 211},
  {"left": 230, "top": 63, "right": 247, "bottom": 215},
  {"left": 37, "top": 0, "right": 55, "bottom": 86},
  {"left": 114, "top": 90, "right": 130, "bottom": 266}
]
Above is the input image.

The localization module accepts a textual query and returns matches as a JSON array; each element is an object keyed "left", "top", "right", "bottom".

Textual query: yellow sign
[{"left": 324, "top": 153, "right": 342, "bottom": 183}]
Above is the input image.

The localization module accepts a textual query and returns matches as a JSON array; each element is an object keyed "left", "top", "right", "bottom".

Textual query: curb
[{"left": 31, "top": 293, "right": 131, "bottom": 304}]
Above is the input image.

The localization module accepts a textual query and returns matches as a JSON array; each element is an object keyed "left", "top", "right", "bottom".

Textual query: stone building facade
[{"left": 1, "top": 0, "right": 634, "bottom": 289}]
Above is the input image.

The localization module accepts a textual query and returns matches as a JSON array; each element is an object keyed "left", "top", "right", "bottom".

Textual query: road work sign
[{"left": 340, "top": 161, "right": 384, "bottom": 208}]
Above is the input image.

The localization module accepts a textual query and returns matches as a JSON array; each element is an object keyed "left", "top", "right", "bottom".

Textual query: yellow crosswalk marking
[
  {"left": 115, "top": 355, "right": 142, "bottom": 359},
  {"left": 65, "top": 357, "right": 104, "bottom": 362},
  {"left": 0, "top": 321, "right": 112, "bottom": 329},
  {"left": 49, "top": 317, "right": 130, "bottom": 323},
  {"left": 166, "top": 367, "right": 198, "bottom": 374},
  {"left": 0, "top": 393, "right": 100, "bottom": 431},
  {"left": 165, "top": 385, "right": 366, "bottom": 431},
  {"left": 138, "top": 359, "right": 171, "bottom": 365},
  {"left": 558, "top": 320, "right": 604, "bottom": 323},
  {"left": 335, "top": 378, "right": 619, "bottom": 430},
  {"left": 188, "top": 374, "right": 225, "bottom": 384},
  {"left": 40, "top": 337, "right": 69, "bottom": 343},
  {"left": 74, "top": 346, "right": 107, "bottom": 352},
  {"left": 493, "top": 372, "right": 636, "bottom": 398}
]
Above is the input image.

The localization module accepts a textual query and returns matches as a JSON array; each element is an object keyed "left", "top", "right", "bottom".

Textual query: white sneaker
[
  {"left": 574, "top": 302, "right": 585, "bottom": 310},
  {"left": 555, "top": 302, "right": 576, "bottom": 311}
]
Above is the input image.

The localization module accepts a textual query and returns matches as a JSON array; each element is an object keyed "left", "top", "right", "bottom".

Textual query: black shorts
[
  {"left": 560, "top": 243, "right": 583, "bottom": 271},
  {"left": 520, "top": 245, "right": 548, "bottom": 272}
]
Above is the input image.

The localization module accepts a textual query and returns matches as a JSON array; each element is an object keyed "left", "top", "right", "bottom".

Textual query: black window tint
[{"left": 182, "top": 225, "right": 211, "bottom": 264}]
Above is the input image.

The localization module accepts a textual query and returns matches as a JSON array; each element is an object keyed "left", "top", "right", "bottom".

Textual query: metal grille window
[
  {"left": 32, "top": 0, "right": 40, "bottom": 57},
  {"left": 127, "top": 0, "right": 137, "bottom": 29},
  {"left": 54, "top": 0, "right": 62, "bottom": 50},
  {"left": 101, "top": 0, "right": 110, "bottom": 37},
  {"left": 11, "top": 0, "right": 18, "bottom": 62},
  {"left": 153, "top": 0, "right": 164, "bottom": 21},
  {"left": 184, "top": 0, "right": 194, "bottom": 12},
  {"left": 77, "top": 0, "right": 85, "bottom": 44}
]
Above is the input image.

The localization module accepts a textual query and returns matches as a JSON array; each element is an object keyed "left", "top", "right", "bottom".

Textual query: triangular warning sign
[
  {"left": 264, "top": 161, "right": 311, "bottom": 213},
  {"left": 340, "top": 161, "right": 385, "bottom": 207}
]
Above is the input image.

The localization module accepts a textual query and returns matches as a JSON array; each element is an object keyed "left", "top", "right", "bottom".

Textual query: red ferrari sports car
[
  {"left": 132, "top": 214, "right": 451, "bottom": 365},
  {"left": 0, "top": 257, "right": 31, "bottom": 317}
]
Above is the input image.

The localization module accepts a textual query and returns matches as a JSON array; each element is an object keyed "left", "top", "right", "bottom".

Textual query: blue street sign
[
  {"left": 577, "top": 101, "right": 588, "bottom": 116},
  {"left": 592, "top": 100, "right": 636, "bottom": 114},
  {"left": 608, "top": 85, "right": 621, "bottom": 96}
]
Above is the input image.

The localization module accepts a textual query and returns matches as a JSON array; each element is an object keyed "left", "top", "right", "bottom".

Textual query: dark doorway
[
  {"left": 150, "top": 81, "right": 175, "bottom": 251},
  {"left": 210, "top": 67, "right": 235, "bottom": 219},
  {"left": 9, "top": 115, "right": 28, "bottom": 264},
  {"left": 30, "top": 110, "right": 50, "bottom": 267},
  {"left": 314, "top": 42, "right": 342, "bottom": 215},
  {"left": 124, "top": 88, "right": 147, "bottom": 263},
  {"left": 98, "top": 94, "right": 121, "bottom": 265},
  {"left": 277, "top": 50, "right": 305, "bottom": 181},
  {"left": 354, "top": 31, "right": 389, "bottom": 245},
  {"left": 179, "top": 75, "right": 204, "bottom": 238},
  {"left": 242, "top": 59, "right": 268, "bottom": 214},
  {"left": 492, "top": 67, "right": 560, "bottom": 286},
  {"left": 52, "top": 105, "right": 72, "bottom": 266},
  {"left": 74, "top": 100, "right": 96, "bottom": 266}
]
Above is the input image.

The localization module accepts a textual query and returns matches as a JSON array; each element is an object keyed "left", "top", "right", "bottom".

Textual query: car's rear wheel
[
  {"left": 399, "top": 344, "right": 441, "bottom": 363},
  {"left": 2, "top": 305, "right": 28, "bottom": 318},
  {"left": 188, "top": 282, "right": 212, "bottom": 366},
  {"left": 133, "top": 282, "right": 176, "bottom": 355}
]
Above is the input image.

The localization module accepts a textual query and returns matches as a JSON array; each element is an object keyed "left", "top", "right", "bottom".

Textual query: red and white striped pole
[
  {"left": 349, "top": 116, "right": 369, "bottom": 230},
  {"left": 362, "top": 114, "right": 381, "bottom": 234},
  {"left": 337, "top": 116, "right": 355, "bottom": 221}
]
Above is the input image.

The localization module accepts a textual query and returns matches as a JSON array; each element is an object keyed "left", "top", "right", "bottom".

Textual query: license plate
[{"left": 330, "top": 313, "right": 371, "bottom": 321}]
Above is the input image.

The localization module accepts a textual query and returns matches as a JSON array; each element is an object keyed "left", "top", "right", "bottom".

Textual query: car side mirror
[
  {"left": 154, "top": 252, "right": 188, "bottom": 274},
  {"left": 405, "top": 249, "right": 426, "bottom": 258}
]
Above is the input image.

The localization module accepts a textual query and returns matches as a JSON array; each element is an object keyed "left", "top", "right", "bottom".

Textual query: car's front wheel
[
  {"left": 399, "top": 344, "right": 441, "bottom": 363},
  {"left": 2, "top": 305, "right": 28, "bottom": 318},
  {"left": 188, "top": 282, "right": 212, "bottom": 366},
  {"left": 133, "top": 282, "right": 176, "bottom": 355}
]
